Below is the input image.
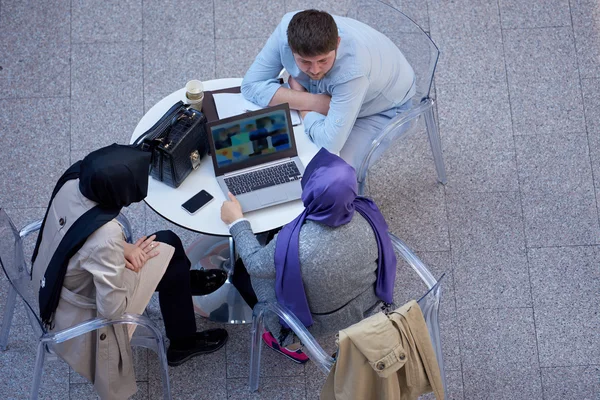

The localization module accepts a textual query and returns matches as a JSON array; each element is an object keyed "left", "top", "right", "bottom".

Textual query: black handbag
[{"left": 133, "top": 101, "right": 209, "bottom": 188}]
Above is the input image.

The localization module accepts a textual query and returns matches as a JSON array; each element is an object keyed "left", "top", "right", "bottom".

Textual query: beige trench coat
[
  {"left": 320, "top": 301, "right": 444, "bottom": 400},
  {"left": 32, "top": 179, "right": 174, "bottom": 400}
]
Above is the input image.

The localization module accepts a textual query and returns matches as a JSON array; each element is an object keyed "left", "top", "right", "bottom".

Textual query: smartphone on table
[{"left": 181, "top": 190, "right": 214, "bottom": 215}]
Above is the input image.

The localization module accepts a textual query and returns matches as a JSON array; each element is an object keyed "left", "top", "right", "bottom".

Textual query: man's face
[{"left": 293, "top": 49, "right": 337, "bottom": 81}]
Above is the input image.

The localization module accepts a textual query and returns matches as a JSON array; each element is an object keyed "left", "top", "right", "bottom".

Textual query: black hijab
[{"left": 32, "top": 144, "right": 151, "bottom": 326}]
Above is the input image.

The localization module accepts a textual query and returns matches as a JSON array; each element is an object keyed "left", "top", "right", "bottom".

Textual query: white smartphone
[{"left": 181, "top": 190, "right": 214, "bottom": 215}]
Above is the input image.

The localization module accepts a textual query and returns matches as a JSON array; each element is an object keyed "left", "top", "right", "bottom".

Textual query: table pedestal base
[{"left": 186, "top": 235, "right": 253, "bottom": 324}]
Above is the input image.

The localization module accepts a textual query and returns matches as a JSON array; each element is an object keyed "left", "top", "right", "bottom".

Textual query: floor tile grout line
[
  {"left": 501, "top": 24, "right": 574, "bottom": 31},
  {"left": 497, "top": 2, "right": 547, "bottom": 394},
  {"left": 567, "top": 0, "right": 600, "bottom": 240}
]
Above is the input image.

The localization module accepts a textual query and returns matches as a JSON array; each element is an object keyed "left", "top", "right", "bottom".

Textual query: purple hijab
[{"left": 274, "top": 148, "right": 397, "bottom": 327}]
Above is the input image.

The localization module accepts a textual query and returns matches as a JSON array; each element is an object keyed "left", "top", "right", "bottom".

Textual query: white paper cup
[{"left": 185, "top": 80, "right": 204, "bottom": 100}]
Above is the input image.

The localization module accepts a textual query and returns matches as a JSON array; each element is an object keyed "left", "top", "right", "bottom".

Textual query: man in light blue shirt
[{"left": 241, "top": 9, "right": 415, "bottom": 169}]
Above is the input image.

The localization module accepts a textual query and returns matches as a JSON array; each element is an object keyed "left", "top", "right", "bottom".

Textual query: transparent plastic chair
[
  {"left": 248, "top": 232, "right": 447, "bottom": 396},
  {"left": 0, "top": 209, "right": 172, "bottom": 400},
  {"left": 346, "top": 0, "right": 446, "bottom": 194}
]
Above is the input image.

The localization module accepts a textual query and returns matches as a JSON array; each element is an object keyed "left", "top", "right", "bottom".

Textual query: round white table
[
  {"left": 131, "top": 78, "right": 320, "bottom": 323},
  {"left": 130, "top": 78, "right": 319, "bottom": 236}
]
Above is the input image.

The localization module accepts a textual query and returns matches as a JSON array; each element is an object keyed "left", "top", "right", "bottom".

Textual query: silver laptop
[{"left": 207, "top": 103, "right": 305, "bottom": 212}]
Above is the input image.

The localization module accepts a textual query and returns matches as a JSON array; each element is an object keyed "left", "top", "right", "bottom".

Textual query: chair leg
[
  {"left": 0, "top": 286, "right": 17, "bottom": 351},
  {"left": 249, "top": 310, "right": 265, "bottom": 392},
  {"left": 30, "top": 342, "right": 46, "bottom": 400},
  {"left": 423, "top": 104, "right": 447, "bottom": 184},
  {"left": 156, "top": 338, "right": 172, "bottom": 400}
]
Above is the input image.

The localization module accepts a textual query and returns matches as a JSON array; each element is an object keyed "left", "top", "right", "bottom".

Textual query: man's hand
[
  {"left": 221, "top": 193, "right": 244, "bottom": 225},
  {"left": 288, "top": 76, "right": 306, "bottom": 92},
  {"left": 124, "top": 235, "right": 159, "bottom": 273}
]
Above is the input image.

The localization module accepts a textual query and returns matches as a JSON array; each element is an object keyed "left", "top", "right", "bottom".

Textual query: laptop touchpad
[{"left": 260, "top": 191, "right": 288, "bottom": 205}]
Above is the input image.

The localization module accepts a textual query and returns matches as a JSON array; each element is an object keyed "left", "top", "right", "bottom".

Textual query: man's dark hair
[{"left": 287, "top": 10, "right": 339, "bottom": 57}]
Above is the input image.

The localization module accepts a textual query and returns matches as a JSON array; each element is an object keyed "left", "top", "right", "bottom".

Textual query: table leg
[{"left": 186, "top": 235, "right": 253, "bottom": 324}]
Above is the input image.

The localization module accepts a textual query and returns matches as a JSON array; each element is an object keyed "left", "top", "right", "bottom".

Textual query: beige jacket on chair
[
  {"left": 32, "top": 179, "right": 174, "bottom": 400},
  {"left": 320, "top": 301, "right": 444, "bottom": 400}
]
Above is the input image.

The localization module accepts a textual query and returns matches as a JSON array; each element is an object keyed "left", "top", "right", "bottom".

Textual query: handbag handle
[{"left": 132, "top": 101, "right": 187, "bottom": 148}]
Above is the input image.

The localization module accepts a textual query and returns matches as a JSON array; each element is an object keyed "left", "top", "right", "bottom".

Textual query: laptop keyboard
[{"left": 224, "top": 162, "right": 301, "bottom": 196}]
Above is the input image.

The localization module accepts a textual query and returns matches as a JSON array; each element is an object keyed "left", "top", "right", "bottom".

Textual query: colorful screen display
[{"left": 210, "top": 109, "right": 292, "bottom": 168}]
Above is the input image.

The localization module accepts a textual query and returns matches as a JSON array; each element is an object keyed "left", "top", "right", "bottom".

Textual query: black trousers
[{"left": 151, "top": 230, "right": 196, "bottom": 342}]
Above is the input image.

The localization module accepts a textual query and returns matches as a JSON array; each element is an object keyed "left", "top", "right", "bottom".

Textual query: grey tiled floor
[{"left": 1, "top": 0, "right": 600, "bottom": 399}]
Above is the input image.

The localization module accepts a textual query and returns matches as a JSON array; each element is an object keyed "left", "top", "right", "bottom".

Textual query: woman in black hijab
[{"left": 31, "top": 144, "right": 228, "bottom": 399}]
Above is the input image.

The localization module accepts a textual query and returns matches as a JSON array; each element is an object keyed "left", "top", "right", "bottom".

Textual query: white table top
[{"left": 130, "top": 78, "right": 319, "bottom": 236}]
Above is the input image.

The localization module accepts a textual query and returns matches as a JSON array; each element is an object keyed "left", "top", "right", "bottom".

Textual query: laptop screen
[{"left": 210, "top": 107, "right": 293, "bottom": 169}]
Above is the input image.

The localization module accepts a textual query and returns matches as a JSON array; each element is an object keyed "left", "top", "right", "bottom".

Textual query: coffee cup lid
[{"left": 185, "top": 80, "right": 204, "bottom": 94}]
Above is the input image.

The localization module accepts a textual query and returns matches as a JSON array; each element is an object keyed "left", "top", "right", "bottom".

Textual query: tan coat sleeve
[{"left": 80, "top": 224, "right": 130, "bottom": 320}]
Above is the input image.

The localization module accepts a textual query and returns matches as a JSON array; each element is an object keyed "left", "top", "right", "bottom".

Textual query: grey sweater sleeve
[{"left": 229, "top": 220, "right": 277, "bottom": 279}]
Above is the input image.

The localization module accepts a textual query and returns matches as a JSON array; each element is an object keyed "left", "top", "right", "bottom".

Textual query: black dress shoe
[
  {"left": 167, "top": 328, "right": 228, "bottom": 366},
  {"left": 190, "top": 269, "right": 227, "bottom": 296}
]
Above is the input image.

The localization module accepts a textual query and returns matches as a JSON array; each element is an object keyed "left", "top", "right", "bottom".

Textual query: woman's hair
[{"left": 287, "top": 10, "right": 339, "bottom": 57}]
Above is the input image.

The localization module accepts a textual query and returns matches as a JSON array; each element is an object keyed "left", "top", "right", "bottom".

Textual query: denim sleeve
[
  {"left": 241, "top": 23, "right": 285, "bottom": 107},
  {"left": 303, "top": 75, "right": 370, "bottom": 154}
]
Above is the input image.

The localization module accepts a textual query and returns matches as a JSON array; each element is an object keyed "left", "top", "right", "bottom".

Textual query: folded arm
[{"left": 302, "top": 76, "right": 370, "bottom": 154}]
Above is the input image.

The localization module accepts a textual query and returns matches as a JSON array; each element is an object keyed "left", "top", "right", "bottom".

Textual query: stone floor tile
[
  {"left": 147, "top": 341, "right": 227, "bottom": 400},
  {"left": 442, "top": 128, "right": 519, "bottom": 193},
  {"left": 462, "top": 363, "right": 542, "bottom": 400},
  {"left": 228, "top": 375, "right": 306, "bottom": 399},
  {"left": 432, "top": 31, "right": 506, "bottom": 85},
  {"left": 225, "top": 323, "right": 305, "bottom": 379},
  {"left": 571, "top": 0, "right": 600, "bottom": 79},
  {"left": 458, "top": 308, "right": 538, "bottom": 366},
  {"left": 215, "top": 38, "right": 268, "bottom": 79},
  {"left": 498, "top": 0, "right": 571, "bottom": 28},
  {"left": 504, "top": 27, "right": 578, "bottom": 84},
  {"left": 285, "top": 0, "right": 351, "bottom": 17},
  {"left": 143, "top": 0, "right": 214, "bottom": 41},
  {"left": 0, "top": 43, "right": 71, "bottom": 99},
  {"left": 143, "top": 40, "right": 215, "bottom": 113},
  {"left": 541, "top": 365, "right": 600, "bottom": 400},
  {"left": 521, "top": 189, "right": 600, "bottom": 247},
  {"left": 72, "top": 0, "right": 142, "bottom": 43},
  {"left": 437, "top": 81, "right": 513, "bottom": 135},
  {"left": 69, "top": 382, "right": 99, "bottom": 399},
  {"left": 214, "top": 0, "right": 286, "bottom": 39},
  {"left": 379, "top": 0, "right": 430, "bottom": 32},
  {"left": 528, "top": 246, "right": 600, "bottom": 307},
  {"left": 515, "top": 134, "right": 593, "bottom": 193},
  {"left": 71, "top": 42, "right": 143, "bottom": 151},
  {"left": 419, "top": 369, "right": 464, "bottom": 400},
  {"left": 508, "top": 77, "right": 586, "bottom": 136},
  {"left": 0, "top": 0, "right": 69, "bottom": 46},
  {"left": 0, "top": 325, "right": 69, "bottom": 400},
  {"left": 429, "top": 0, "right": 501, "bottom": 37},
  {"left": 368, "top": 132, "right": 450, "bottom": 252},
  {"left": 582, "top": 78, "right": 600, "bottom": 134},
  {"left": 0, "top": 98, "right": 71, "bottom": 208},
  {"left": 304, "top": 333, "right": 337, "bottom": 400},
  {"left": 452, "top": 248, "right": 532, "bottom": 310},
  {"left": 447, "top": 192, "right": 525, "bottom": 255},
  {"left": 534, "top": 304, "right": 600, "bottom": 367}
]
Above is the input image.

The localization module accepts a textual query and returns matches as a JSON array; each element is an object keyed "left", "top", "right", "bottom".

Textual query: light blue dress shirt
[{"left": 241, "top": 11, "right": 416, "bottom": 154}]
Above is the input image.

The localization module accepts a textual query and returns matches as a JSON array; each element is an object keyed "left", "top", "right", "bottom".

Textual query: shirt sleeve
[
  {"left": 241, "top": 21, "right": 285, "bottom": 107},
  {"left": 80, "top": 237, "right": 129, "bottom": 320},
  {"left": 229, "top": 220, "right": 277, "bottom": 279},
  {"left": 303, "top": 75, "right": 370, "bottom": 154}
]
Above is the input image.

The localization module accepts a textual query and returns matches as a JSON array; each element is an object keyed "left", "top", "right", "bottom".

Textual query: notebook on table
[{"left": 206, "top": 103, "right": 305, "bottom": 213}]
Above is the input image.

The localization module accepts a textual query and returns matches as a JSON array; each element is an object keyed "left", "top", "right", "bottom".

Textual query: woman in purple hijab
[{"left": 221, "top": 148, "right": 396, "bottom": 363}]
